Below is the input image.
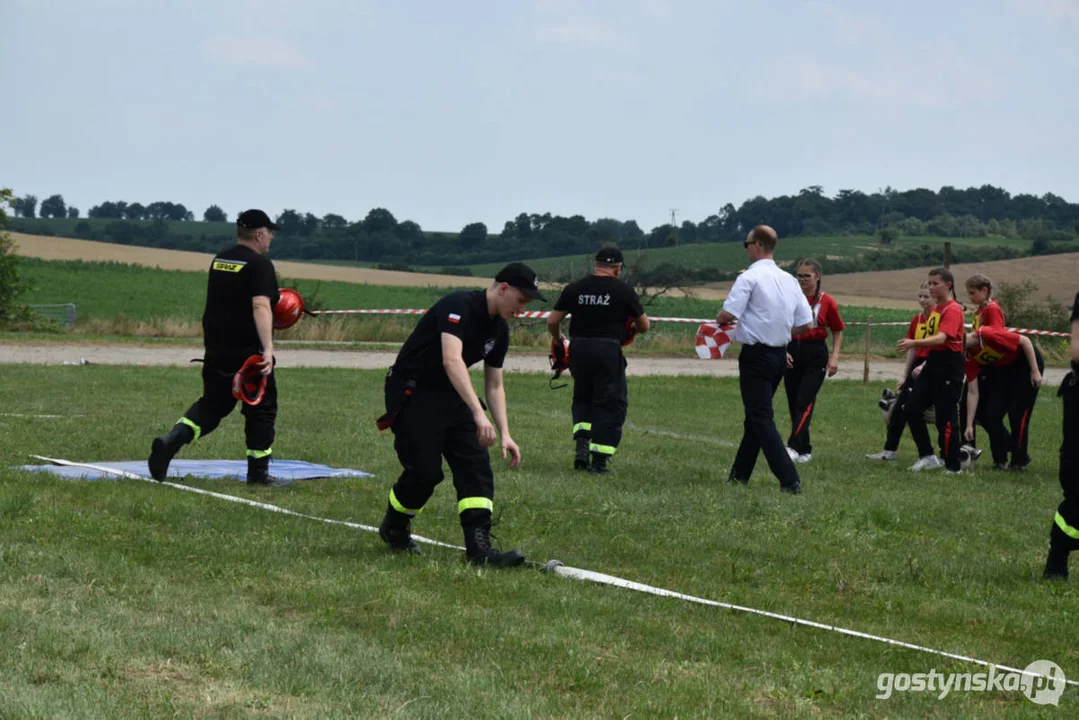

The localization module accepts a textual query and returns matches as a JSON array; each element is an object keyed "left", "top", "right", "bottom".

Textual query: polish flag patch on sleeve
[
  {"left": 448, "top": 313, "right": 461, "bottom": 324},
  {"left": 695, "top": 322, "right": 734, "bottom": 359}
]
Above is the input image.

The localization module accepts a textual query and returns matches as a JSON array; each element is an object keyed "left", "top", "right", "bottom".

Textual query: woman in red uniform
[
  {"left": 896, "top": 268, "right": 966, "bottom": 472},
  {"left": 963, "top": 327, "right": 1043, "bottom": 470},
  {"left": 784, "top": 259, "right": 845, "bottom": 463},
  {"left": 962, "top": 274, "right": 1006, "bottom": 446},
  {"left": 866, "top": 282, "right": 934, "bottom": 461}
]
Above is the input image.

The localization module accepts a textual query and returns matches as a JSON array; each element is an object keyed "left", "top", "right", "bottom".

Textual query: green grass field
[
  {"left": 0, "top": 365, "right": 1074, "bottom": 717},
  {"left": 465, "top": 234, "right": 1052, "bottom": 278},
  {"left": 17, "top": 258, "right": 459, "bottom": 322}
]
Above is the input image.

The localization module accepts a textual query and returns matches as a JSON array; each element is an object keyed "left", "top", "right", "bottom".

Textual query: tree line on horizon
[{"left": 9, "top": 185, "right": 1079, "bottom": 268}]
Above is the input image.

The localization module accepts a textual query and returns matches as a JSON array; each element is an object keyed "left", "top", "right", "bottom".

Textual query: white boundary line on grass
[
  {"left": 28, "top": 453, "right": 1076, "bottom": 688},
  {"left": 28, "top": 455, "right": 461, "bottom": 551}
]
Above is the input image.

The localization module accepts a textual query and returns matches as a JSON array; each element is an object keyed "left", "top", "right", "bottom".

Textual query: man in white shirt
[{"left": 717, "top": 225, "right": 814, "bottom": 493}]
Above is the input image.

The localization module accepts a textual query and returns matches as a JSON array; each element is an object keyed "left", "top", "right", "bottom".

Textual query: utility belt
[{"left": 376, "top": 367, "right": 486, "bottom": 430}]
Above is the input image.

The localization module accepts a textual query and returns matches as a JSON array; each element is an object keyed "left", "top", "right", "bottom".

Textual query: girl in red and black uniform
[
  {"left": 896, "top": 268, "right": 966, "bottom": 472},
  {"left": 961, "top": 274, "right": 1006, "bottom": 447},
  {"left": 867, "top": 282, "right": 934, "bottom": 461},
  {"left": 784, "top": 259, "right": 845, "bottom": 463},
  {"left": 963, "top": 327, "right": 1044, "bottom": 470}
]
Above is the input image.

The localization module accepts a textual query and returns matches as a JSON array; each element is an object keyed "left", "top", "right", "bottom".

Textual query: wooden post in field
[
  {"left": 944, "top": 242, "right": 952, "bottom": 268},
  {"left": 863, "top": 316, "right": 873, "bottom": 385}
]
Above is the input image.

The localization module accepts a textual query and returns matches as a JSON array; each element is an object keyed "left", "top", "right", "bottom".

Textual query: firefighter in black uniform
[
  {"left": 148, "top": 209, "right": 285, "bottom": 486},
  {"left": 1043, "top": 291, "right": 1079, "bottom": 580},
  {"left": 376, "top": 263, "right": 545, "bottom": 566},
  {"left": 546, "top": 247, "right": 650, "bottom": 473}
]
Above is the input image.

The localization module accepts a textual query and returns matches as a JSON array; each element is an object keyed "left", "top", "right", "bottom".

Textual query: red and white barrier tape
[{"left": 309, "top": 308, "right": 1071, "bottom": 338}]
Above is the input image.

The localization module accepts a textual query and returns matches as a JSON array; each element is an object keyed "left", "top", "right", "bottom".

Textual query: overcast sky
[{"left": 3, "top": 0, "right": 1078, "bottom": 232}]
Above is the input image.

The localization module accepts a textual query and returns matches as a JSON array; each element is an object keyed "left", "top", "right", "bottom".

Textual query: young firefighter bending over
[{"left": 963, "top": 327, "right": 1043, "bottom": 471}]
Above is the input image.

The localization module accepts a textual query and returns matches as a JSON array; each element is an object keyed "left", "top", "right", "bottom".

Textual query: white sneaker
[
  {"left": 786, "top": 447, "right": 800, "bottom": 461},
  {"left": 865, "top": 450, "right": 897, "bottom": 461},
  {"left": 795, "top": 453, "right": 812, "bottom": 464},
  {"left": 909, "top": 455, "right": 945, "bottom": 472}
]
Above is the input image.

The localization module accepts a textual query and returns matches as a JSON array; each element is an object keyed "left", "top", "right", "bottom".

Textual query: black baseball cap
[
  {"left": 495, "top": 262, "right": 546, "bottom": 302},
  {"left": 237, "top": 209, "right": 280, "bottom": 230},
  {"left": 595, "top": 246, "right": 624, "bottom": 265}
]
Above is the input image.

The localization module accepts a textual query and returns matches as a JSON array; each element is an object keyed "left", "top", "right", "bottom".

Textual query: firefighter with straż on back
[{"left": 546, "top": 247, "right": 650, "bottom": 473}]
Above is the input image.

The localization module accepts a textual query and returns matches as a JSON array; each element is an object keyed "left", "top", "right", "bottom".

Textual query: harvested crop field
[
  {"left": 12, "top": 232, "right": 1076, "bottom": 309},
  {"left": 702, "top": 253, "right": 1079, "bottom": 306},
  {"left": 10, "top": 233, "right": 487, "bottom": 290}
]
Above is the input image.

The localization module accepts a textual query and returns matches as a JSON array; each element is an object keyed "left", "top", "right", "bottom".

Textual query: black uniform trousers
[
  {"left": 903, "top": 351, "right": 964, "bottom": 471},
  {"left": 182, "top": 352, "right": 276, "bottom": 455},
  {"left": 784, "top": 339, "right": 829, "bottom": 455},
  {"left": 884, "top": 375, "right": 937, "bottom": 452},
  {"left": 982, "top": 349, "right": 1044, "bottom": 467},
  {"left": 386, "top": 379, "right": 494, "bottom": 515},
  {"left": 730, "top": 344, "right": 800, "bottom": 489},
  {"left": 1051, "top": 369, "right": 1079, "bottom": 552},
  {"left": 959, "top": 366, "right": 995, "bottom": 448},
  {"left": 884, "top": 381, "right": 914, "bottom": 453},
  {"left": 569, "top": 337, "right": 628, "bottom": 456}
]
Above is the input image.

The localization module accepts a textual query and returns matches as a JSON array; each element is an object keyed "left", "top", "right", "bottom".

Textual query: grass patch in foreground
[{"left": 0, "top": 365, "right": 1074, "bottom": 717}]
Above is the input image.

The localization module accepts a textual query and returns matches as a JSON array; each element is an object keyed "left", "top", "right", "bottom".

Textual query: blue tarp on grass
[{"left": 19, "top": 459, "right": 374, "bottom": 482}]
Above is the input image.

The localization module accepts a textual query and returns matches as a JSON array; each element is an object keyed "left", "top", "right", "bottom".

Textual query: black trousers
[
  {"left": 731, "top": 344, "right": 800, "bottom": 488},
  {"left": 386, "top": 379, "right": 494, "bottom": 516},
  {"left": 982, "top": 350, "right": 1044, "bottom": 466},
  {"left": 569, "top": 337, "right": 628, "bottom": 456},
  {"left": 884, "top": 381, "right": 914, "bottom": 452},
  {"left": 959, "top": 366, "right": 995, "bottom": 448},
  {"left": 1051, "top": 369, "right": 1079, "bottom": 552},
  {"left": 884, "top": 377, "right": 937, "bottom": 452},
  {"left": 903, "top": 351, "right": 964, "bottom": 471},
  {"left": 182, "top": 352, "right": 276, "bottom": 455},
  {"left": 784, "top": 339, "right": 828, "bottom": 455}
]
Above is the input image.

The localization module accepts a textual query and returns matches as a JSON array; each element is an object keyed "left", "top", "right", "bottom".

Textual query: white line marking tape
[
  {"left": 28, "top": 455, "right": 461, "bottom": 551},
  {"left": 310, "top": 309, "right": 1072, "bottom": 338},
  {"left": 28, "top": 454, "right": 1075, "bottom": 686},
  {"left": 543, "top": 562, "right": 1077, "bottom": 686}
]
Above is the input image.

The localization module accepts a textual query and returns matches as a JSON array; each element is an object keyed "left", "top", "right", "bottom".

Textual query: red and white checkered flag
[{"left": 695, "top": 322, "right": 735, "bottom": 359}]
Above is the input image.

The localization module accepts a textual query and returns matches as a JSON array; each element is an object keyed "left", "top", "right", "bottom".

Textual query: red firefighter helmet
[
  {"left": 232, "top": 354, "right": 268, "bottom": 406},
  {"left": 274, "top": 288, "right": 305, "bottom": 330}
]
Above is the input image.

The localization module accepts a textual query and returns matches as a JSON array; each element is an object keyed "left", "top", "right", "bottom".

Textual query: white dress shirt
[{"left": 722, "top": 259, "right": 813, "bottom": 347}]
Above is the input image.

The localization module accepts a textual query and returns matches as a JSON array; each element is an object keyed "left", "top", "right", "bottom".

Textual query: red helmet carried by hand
[
  {"left": 232, "top": 354, "right": 268, "bottom": 406},
  {"left": 274, "top": 288, "right": 305, "bottom": 330}
]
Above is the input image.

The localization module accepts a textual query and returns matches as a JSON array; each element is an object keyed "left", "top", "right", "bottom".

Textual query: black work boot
[
  {"left": 379, "top": 504, "right": 420, "bottom": 555},
  {"left": 574, "top": 437, "right": 591, "bottom": 471},
  {"left": 1043, "top": 549, "right": 1070, "bottom": 581},
  {"left": 461, "top": 509, "right": 525, "bottom": 567},
  {"left": 247, "top": 455, "right": 292, "bottom": 487},
  {"left": 148, "top": 423, "right": 194, "bottom": 481},
  {"left": 1043, "top": 526, "right": 1071, "bottom": 581},
  {"left": 589, "top": 451, "right": 611, "bottom": 474}
]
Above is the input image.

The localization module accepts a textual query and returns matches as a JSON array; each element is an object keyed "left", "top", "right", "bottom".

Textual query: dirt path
[{"left": 0, "top": 343, "right": 1071, "bottom": 385}]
